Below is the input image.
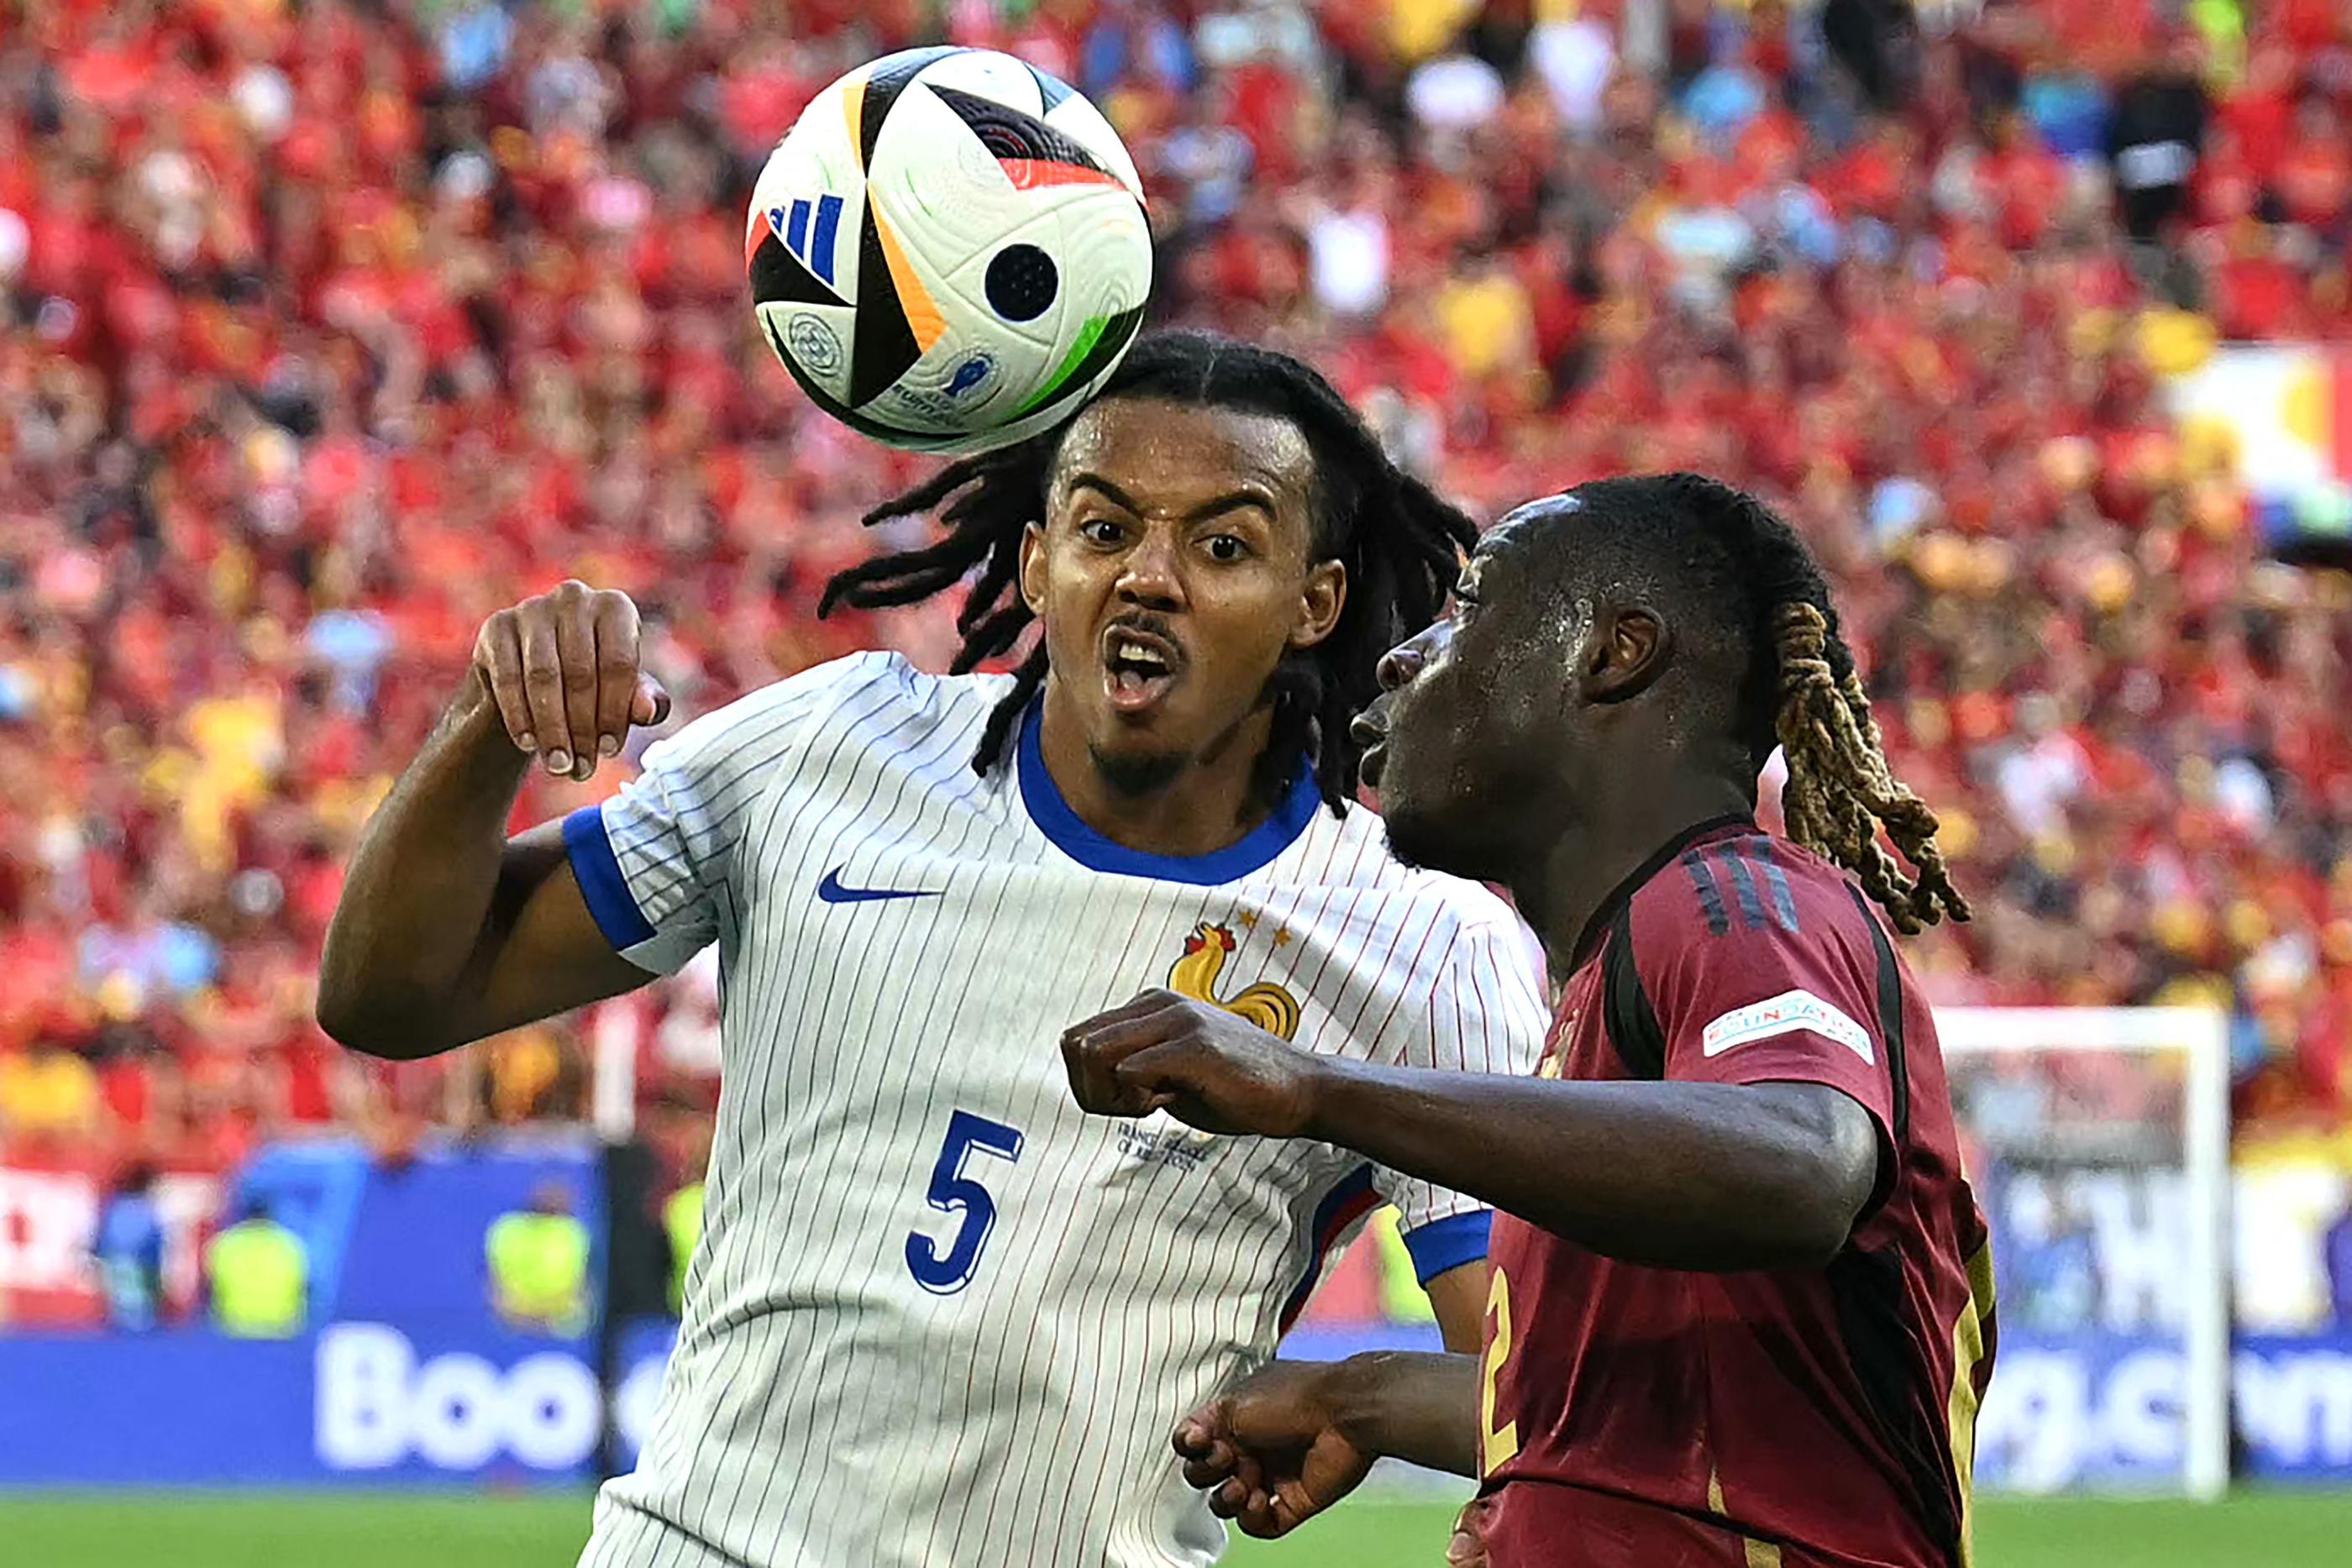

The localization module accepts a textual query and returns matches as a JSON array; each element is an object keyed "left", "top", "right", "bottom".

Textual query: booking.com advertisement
[{"left": 4, "top": 1137, "right": 2352, "bottom": 1488}]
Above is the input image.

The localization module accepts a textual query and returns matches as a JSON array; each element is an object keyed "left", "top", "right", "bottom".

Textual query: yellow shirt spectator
[
  {"left": 1436, "top": 263, "right": 1536, "bottom": 382},
  {"left": 182, "top": 687, "right": 284, "bottom": 869},
  {"left": 1389, "top": 0, "right": 1483, "bottom": 62},
  {"left": 0, "top": 1045, "right": 101, "bottom": 1141}
]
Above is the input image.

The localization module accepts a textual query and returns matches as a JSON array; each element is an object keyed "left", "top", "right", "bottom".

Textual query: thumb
[{"left": 631, "top": 674, "right": 672, "bottom": 728}]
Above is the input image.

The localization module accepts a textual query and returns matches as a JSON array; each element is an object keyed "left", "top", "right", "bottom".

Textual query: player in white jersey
[{"left": 319, "top": 333, "right": 1547, "bottom": 1567}]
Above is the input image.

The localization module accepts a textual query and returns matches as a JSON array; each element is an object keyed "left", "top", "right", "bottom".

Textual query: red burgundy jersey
[{"left": 1478, "top": 817, "right": 1997, "bottom": 1568}]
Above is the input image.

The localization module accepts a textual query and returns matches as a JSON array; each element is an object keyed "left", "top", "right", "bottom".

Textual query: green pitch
[{"left": 2, "top": 1491, "right": 2349, "bottom": 1565}]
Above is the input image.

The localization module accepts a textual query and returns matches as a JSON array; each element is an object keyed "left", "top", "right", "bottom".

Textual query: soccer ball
[{"left": 747, "top": 47, "right": 1152, "bottom": 457}]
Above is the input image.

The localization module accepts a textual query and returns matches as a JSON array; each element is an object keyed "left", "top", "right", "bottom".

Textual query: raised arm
[{"left": 316, "top": 582, "right": 665, "bottom": 1060}]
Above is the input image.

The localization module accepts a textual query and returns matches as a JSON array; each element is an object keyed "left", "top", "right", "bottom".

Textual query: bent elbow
[
  {"left": 314, "top": 989, "right": 452, "bottom": 1061},
  {"left": 314, "top": 999, "right": 399, "bottom": 1059},
  {"left": 1778, "top": 1207, "right": 1858, "bottom": 1270},
  {"left": 1772, "top": 1162, "right": 1873, "bottom": 1269}
]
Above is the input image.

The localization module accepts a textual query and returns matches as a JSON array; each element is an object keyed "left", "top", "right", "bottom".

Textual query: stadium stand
[{"left": 3, "top": 0, "right": 2349, "bottom": 1196}]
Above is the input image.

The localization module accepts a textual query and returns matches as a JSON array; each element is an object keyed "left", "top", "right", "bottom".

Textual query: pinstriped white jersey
[{"left": 562, "top": 652, "right": 1547, "bottom": 1568}]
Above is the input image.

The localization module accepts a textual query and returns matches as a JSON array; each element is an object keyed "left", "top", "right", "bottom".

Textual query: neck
[
  {"left": 1508, "top": 759, "right": 1753, "bottom": 978},
  {"left": 1034, "top": 677, "right": 1287, "bottom": 859}
]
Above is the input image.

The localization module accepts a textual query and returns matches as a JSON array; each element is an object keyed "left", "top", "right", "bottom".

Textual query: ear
[
  {"left": 1287, "top": 559, "right": 1347, "bottom": 652},
  {"left": 1578, "top": 602, "right": 1672, "bottom": 705},
  {"left": 1018, "top": 522, "right": 1047, "bottom": 617}
]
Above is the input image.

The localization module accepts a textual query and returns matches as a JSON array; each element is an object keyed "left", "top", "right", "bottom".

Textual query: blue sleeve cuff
[
  {"left": 562, "top": 805, "right": 656, "bottom": 951},
  {"left": 1400, "top": 1210, "right": 1491, "bottom": 1285}
]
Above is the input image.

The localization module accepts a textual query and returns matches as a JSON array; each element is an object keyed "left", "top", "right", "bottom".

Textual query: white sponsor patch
[{"left": 1700, "top": 989, "right": 1874, "bottom": 1064}]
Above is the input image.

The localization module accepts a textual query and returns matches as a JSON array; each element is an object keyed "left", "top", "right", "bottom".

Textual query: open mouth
[
  {"left": 1351, "top": 707, "right": 1389, "bottom": 787},
  {"left": 1101, "top": 622, "right": 1184, "bottom": 715}
]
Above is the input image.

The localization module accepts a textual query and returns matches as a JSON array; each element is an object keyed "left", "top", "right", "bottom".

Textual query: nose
[
  {"left": 1115, "top": 525, "right": 1184, "bottom": 611},
  {"left": 1377, "top": 625, "right": 1441, "bottom": 691}
]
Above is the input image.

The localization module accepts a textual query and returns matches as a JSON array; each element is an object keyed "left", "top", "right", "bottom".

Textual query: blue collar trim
[{"left": 1016, "top": 701, "right": 1320, "bottom": 885}]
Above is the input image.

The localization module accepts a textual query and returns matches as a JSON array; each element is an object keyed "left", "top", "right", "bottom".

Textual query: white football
[{"left": 747, "top": 47, "right": 1153, "bottom": 456}]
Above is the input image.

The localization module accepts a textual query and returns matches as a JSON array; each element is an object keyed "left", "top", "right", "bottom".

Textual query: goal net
[{"left": 1942, "top": 1006, "right": 2230, "bottom": 1500}]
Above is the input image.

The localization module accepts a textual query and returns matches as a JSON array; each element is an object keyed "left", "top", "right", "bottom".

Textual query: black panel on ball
[
  {"left": 926, "top": 85, "right": 1112, "bottom": 175},
  {"left": 848, "top": 207, "right": 923, "bottom": 407},
  {"left": 984, "top": 245, "right": 1058, "bottom": 323},
  {"left": 765, "top": 317, "right": 923, "bottom": 445},
  {"left": 748, "top": 230, "right": 848, "bottom": 311},
  {"left": 856, "top": 45, "right": 962, "bottom": 171}
]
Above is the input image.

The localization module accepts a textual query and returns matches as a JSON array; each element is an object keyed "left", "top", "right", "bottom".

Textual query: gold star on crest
[
  {"left": 1236, "top": 910, "right": 1259, "bottom": 931},
  {"left": 1273, "top": 927, "right": 1294, "bottom": 949}
]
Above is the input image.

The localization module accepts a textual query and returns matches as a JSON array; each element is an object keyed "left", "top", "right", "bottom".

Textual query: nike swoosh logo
[{"left": 816, "top": 868, "right": 945, "bottom": 905}]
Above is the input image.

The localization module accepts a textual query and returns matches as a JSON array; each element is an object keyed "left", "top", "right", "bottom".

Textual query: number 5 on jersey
[{"left": 906, "top": 1109, "right": 1025, "bottom": 1294}]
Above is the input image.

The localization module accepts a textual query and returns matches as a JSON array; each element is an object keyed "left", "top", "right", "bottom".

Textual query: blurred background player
[
  {"left": 317, "top": 333, "right": 1547, "bottom": 1567},
  {"left": 92, "top": 1162, "right": 166, "bottom": 1332},
  {"left": 1065, "top": 475, "right": 1992, "bottom": 1567},
  {"left": 202, "top": 1193, "right": 308, "bottom": 1340},
  {"left": 486, "top": 1177, "right": 592, "bottom": 1337}
]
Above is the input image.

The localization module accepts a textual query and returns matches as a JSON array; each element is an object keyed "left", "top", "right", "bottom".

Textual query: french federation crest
[
  {"left": 1165, "top": 920, "right": 1301, "bottom": 1041},
  {"left": 1119, "top": 918, "right": 1303, "bottom": 1167}
]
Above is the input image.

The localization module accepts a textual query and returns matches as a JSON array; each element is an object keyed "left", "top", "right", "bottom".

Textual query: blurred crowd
[{"left": 4, "top": 0, "right": 2352, "bottom": 1179}]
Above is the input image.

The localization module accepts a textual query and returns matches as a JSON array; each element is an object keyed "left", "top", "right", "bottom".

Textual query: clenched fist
[
  {"left": 1060, "top": 989, "right": 1329, "bottom": 1139},
  {"left": 470, "top": 581, "right": 670, "bottom": 782}
]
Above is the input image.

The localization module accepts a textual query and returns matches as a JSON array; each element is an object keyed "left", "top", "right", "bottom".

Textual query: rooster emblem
[{"left": 1166, "top": 921, "right": 1302, "bottom": 1041}]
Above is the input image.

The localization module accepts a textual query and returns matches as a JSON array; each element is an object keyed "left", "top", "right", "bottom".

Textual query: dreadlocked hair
[
  {"left": 817, "top": 331, "right": 1479, "bottom": 816},
  {"left": 1648, "top": 473, "right": 1972, "bottom": 935}
]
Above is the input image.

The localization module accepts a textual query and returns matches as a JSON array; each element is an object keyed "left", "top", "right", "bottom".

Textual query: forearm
[
  {"left": 317, "top": 675, "right": 532, "bottom": 1057},
  {"left": 1304, "top": 1068, "right": 1870, "bottom": 1271},
  {"left": 1331, "top": 1350, "right": 1480, "bottom": 1477}
]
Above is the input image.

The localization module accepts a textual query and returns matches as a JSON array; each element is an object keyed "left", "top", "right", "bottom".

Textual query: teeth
[{"left": 1108, "top": 634, "right": 1170, "bottom": 674}]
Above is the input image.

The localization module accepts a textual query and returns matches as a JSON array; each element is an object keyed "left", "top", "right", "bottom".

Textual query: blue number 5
[{"left": 906, "top": 1109, "right": 1024, "bottom": 1294}]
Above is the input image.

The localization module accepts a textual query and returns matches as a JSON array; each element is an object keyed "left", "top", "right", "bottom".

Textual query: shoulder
[
  {"left": 1614, "top": 831, "right": 1895, "bottom": 1063},
  {"left": 1624, "top": 829, "right": 1880, "bottom": 965},
  {"left": 648, "top": 653, "right": 1011, "bottom": 776}
]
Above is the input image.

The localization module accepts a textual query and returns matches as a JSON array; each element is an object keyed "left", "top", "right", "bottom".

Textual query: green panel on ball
[{"left": 1013, "top": 303, "right": 1145, "bottom": 420}]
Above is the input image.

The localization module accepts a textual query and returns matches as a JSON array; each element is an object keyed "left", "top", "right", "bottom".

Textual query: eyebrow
[{"left": 1067, "top": 472, "right": 1278, "bottom": 525}]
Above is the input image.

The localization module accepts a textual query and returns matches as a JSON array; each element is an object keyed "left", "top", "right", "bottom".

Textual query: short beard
[
  {"left": 1380, "top": 801, "right": 1503, "bottom": 883},
  {"left": 1378, "top": 809, "right": 1444, "bottom": 873},
  {"left": 1089, "top": 742, "right": 1188, "bottom": 799}
]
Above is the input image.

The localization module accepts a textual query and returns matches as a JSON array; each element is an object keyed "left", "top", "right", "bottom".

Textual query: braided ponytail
[{"left": 1771, "top": 603, "right": 1971, "bottom": 932}]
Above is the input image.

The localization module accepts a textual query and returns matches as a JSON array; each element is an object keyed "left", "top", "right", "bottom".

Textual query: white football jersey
[{"left": 564, "top": 653, "right": 1547, "bottom": 1568}]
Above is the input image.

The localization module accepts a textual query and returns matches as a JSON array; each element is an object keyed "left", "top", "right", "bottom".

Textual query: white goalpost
[{"left": 1937, "top": 1005, "right": 2232, "bottom": 1501}]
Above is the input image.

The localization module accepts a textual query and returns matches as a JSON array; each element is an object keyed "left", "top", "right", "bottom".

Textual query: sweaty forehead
[
  {"left": 1467, "top": 493, "right": 1583, "bottom": 601},
  {"left": 1051, "top": 397, "right": 1315, "bottom": 512}
]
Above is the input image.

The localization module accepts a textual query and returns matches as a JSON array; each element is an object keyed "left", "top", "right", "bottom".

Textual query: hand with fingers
[
  {"left": 471, "top": 580, "right": 671, "bottom": 783},
  {"left": 1059, "top": 989, "right": 1328, "bottom": 1139},
  {"left": 1169, "top": 1361, "right": 1374, "bottom": 1540},
  {"left": 1445, "top": 1496, "right": 1494, "bottom": 1567}
]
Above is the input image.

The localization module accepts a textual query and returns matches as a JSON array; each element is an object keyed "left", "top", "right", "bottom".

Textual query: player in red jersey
[{"left": 1062, "top": 474, "right": 1995, "bottom": 1566}]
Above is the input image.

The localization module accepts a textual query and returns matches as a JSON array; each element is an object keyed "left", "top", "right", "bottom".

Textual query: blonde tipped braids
[{"left": 1771, "top": 603, "right": 1971, "bottom": 934}]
